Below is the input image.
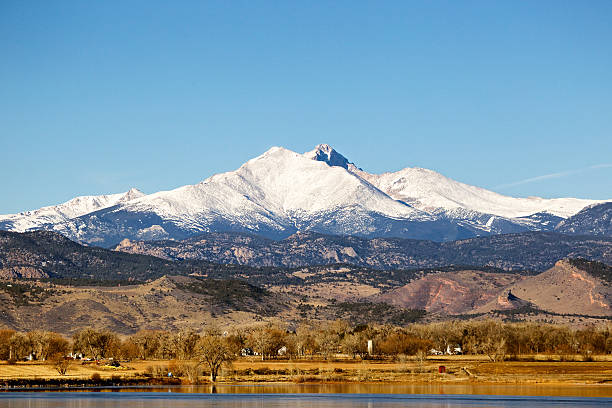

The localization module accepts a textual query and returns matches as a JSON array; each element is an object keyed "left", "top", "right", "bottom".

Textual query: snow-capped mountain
[
  {"left": 307, "top": 144, "right": 607, "bottom": 234},
  {"left": 0, "top": 144, "right": 609, "bottom": 246},
  {"left": 0, "top": 188, "right": 144, "bottom": 233},
  {"left": 355, "top": 167, "right": 596, "bottom": 218},
  {"left": 52, "top": 147, "right": 466, "bottom": 246}
]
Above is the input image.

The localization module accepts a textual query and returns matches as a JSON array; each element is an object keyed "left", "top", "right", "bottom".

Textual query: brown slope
[
  {"left": 0, "top": 276, "right": 288, "bottom": 336},
  {"left": 373, "top": 270, "right": 524, "bottom": 315},
  {"left": 476, "top": 260, "right": 612, "bottom": 316}
]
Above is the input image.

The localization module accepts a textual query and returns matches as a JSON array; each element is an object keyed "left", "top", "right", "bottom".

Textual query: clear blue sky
[{"left": 1, "top": 0, "right": 611, "bottom": 213}]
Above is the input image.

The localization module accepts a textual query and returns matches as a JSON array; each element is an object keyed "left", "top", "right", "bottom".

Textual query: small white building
[{"left": 445, "top": 345, "right": 462, "bottom": 355}]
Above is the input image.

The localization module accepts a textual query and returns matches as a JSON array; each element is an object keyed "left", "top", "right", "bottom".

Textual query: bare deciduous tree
[
  {"left": 172, "top": 330, "right": 200, "bottom": 360},
  {"left": 52, "top": 353, "right": 71, "bottom": 375},
  {"left": 129, "top": 330, "right": 161, "bottom": 360},
  {"left": 196, "top": 329, "right": 236, "bottom": 382},
  {"left": 8, "top": 332, "right": 30, "bottom": 361},
  {"left": 475, "top": 321, "right": 507, "bottom": 362},
  {"left": 247, "top": 324, "right": 286, "bottom": 360},
  {"left": 0, "top": 330, "right": 16, "bottom": 360},
  {"left": 72, "top": 328, "right": 120, "bottom": 360}
]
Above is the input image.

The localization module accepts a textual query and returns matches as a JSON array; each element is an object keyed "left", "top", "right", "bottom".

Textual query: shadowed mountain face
[
  {"left": 555, "top": 202, "right": 612, "bottom": 236},
  {"left": 305, "top": 143, "right": 354, "bottom": 169},
  {"left": 1, "top": 145, "right": 610, "bottom": 245},
  {"left": 0, "top": 230, "right": 199, "bottom": 281},
  {"left": 115, "top": 231, "right": 612, "bottom": 272},
  {"left": 0, "top": 230, "right": 271, "bottom": 282}
]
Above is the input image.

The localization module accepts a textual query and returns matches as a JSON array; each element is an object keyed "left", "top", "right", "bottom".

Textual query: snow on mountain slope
[
  {"left": 53, "top": 147, "right": 459, "bottom": 246},
  {"left": 305, "top": 144, "right": 608, "bottom": 219},
  {"left": 1, "top": 144, "right": 610, "bottom": 245},
  {"left": 123, "top": 146, "right": 425, "bottom": 221},
  {"left": 0, "top": 188, "right": 145, "bottom": 232},
  {"left": 555, "top": 202, "right": 612, "bottom": 236},
  {"left": 356, "top": 167, "right": 604, "bottom": 218}
]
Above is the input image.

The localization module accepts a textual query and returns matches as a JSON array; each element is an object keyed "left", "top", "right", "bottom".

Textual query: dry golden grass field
[{"left": 1, "top": 355, "right": 612, "bottom": 386}]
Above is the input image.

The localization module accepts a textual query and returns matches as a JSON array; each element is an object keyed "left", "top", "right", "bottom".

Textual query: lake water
[{"left": 1, "top": 384, "right": 611, "bottom": 407}]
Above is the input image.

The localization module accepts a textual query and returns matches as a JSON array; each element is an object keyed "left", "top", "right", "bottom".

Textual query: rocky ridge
[{"left": 114, "top": 231, "right": 612, "bottom": 272}]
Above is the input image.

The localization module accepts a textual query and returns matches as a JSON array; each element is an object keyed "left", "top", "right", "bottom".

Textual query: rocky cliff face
[
  {"left": 114, "top": 231, "right": 612, "bottom": 272},
  {"left": 0, "top": 266, "right": 47, "bottom": 279},
  {"left": 0, "top": 230, "right": 208, "bottom": 280}
]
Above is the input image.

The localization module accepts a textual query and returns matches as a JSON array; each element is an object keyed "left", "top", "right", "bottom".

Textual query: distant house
[{"left": 445, "top": 345, "right": 462, "bottom": 355}]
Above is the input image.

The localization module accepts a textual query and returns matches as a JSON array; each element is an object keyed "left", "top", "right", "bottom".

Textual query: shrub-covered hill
[
  {"left": 569, "top": 258, "right": 612, "bottom": 284},
  {"left": 0, "top": 231, "right": 525, "bottom": 287},
  {"left": 115, "top": 230, "right": 612, "bottom": 272},
  {"left": 0, "top": 230, "right": 254, "bottom": 282}
]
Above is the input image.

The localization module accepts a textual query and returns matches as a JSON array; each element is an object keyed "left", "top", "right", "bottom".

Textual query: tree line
[{"left": 1, "top": 320, "right": 611, "bottom": 370}]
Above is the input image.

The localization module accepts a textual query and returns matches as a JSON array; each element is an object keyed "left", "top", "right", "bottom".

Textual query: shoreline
[
  {"left": 2, "top": 381, "right": 612, "bottom": 400},
  {"left": 2, "top": 356, "right": 612, "bottom": 391}
]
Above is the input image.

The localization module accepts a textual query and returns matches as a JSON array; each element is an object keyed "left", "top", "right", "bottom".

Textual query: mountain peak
[
  {"left": 304, "top": 144, "right": 353, "bottom": 169},
  {"left": 121, "top": 188, "right": 145, "bottom": 202},
  {"left": 313, "top": 143, "right": 335, "bottom": 154}
]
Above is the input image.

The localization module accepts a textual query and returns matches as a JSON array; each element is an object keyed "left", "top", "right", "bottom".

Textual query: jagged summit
[
  {"left": 303, "top": 144, "right": 354, "bottom": 170},
  {"left": 121, "top": 188, "right": 145, "bottom": 202}
]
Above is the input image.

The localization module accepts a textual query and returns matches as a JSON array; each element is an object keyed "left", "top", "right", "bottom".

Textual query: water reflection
[
  {"left": 1, "top": 392, "right": 611, "bottom": 408},
  {"left": 38, "top": 383, "right": 610, "bottom": 398}
]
